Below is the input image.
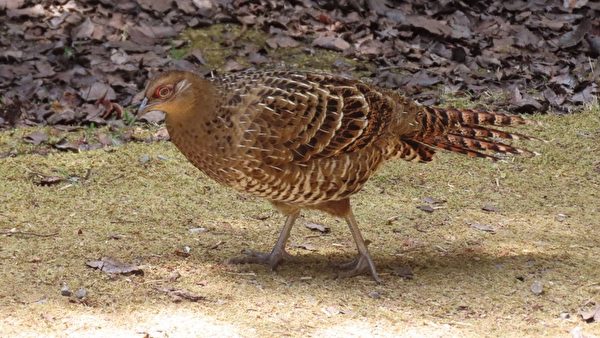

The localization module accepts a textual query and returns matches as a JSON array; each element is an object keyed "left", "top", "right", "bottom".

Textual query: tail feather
[
  {"left": 457, "top": 125, "right": 535, "bottom": 141},
  {"left": 408, "top": 106, "right": 536, "bottom": 161},
  {"left": 445, "top": 134, "right": 532, "bottom": 155},
  {"left": 422, "top": 139, "right": 499, "bottom": 160},
  {"left": 432, "top": 107, "right": 530, "bottom": 126},
  {"left": 401, "top": 139, "right": 436, "bottom": 162}
]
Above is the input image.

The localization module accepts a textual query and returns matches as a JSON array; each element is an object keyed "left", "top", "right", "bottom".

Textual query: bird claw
[
  {"left": 336, "top": 254, "right": 382, "bottom": 283},
  {"left": 227, "top": 248, "right": 293, "bottom": 270}
]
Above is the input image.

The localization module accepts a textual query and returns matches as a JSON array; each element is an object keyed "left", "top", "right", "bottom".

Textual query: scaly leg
[
  {"left": 337, "top": 209, "right": 382, "bottom": 283},
  {"left": 227, "top": 211, "right": 299, "bottom": 270}
]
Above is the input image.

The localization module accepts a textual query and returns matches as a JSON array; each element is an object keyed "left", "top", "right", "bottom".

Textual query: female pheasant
[{"left": 138, "top": 70, "right": 535, "bottom": 282}]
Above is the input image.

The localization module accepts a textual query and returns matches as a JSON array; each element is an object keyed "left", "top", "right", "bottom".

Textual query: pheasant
[{"left": 137, "top": 70, "right": 536, "bottom": 282}]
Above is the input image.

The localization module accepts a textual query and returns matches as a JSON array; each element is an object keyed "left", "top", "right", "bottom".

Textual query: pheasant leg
[
  {"left": 337, "top": 210, "right": 382, "bottom": 283},
  {"left": 227, "top": 211, "right": 299, "bottom": 270}
]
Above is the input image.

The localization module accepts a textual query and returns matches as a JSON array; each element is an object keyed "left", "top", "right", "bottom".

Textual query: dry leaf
[
  {"left": 470, "top": 223, "right": 497, "bottom": 233},
  {"left": 86, "top": 257, "right": 143, "bottom": 275},
  {"left": 156, "top": 287, "right": 205, "bottom": 302},
  {"left": 23, "top": 131, "right": 48, "bottom": 145},
  {"left": 305, "top": 222, "right": 330, "bottom": 233}
]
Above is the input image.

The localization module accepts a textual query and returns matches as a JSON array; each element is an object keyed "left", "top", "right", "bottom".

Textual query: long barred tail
[{"left": 406, "top": 107, "right": 538, "bottom": 161}]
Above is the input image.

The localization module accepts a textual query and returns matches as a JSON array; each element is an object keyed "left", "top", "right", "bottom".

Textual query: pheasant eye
[{"left": 154, "top": 85, "right": 173, "bottom": 99}]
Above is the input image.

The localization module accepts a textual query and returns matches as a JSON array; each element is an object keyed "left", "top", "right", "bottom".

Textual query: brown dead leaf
[
  {"left": 82, "top": 83, "right": 116, "bottom": 102},
  {"left": 422, "top": 197, "right": 446, "bottom": 205},
  {"left": 222, "top": 59, "right": 246, "bottom": 72},
  {"left": 0, "top": 0, "right": 24, "bottom": 10},
  {"left": 510, "top": 86, "right": 543, "bottom": 113},
  {"left": 416, "top": 205, "right": 435, "bottom": 213},
  {"left": 23, "top": 131, "right": 48, "bottom": 145},
  {"left": 152, "top": 127, "right": 170, "bottom": 141},
  {"left": 292, "top": 243, "right": 317, "bottom": 251},
  {"left": 405, "top": 15, "right": 452, "bottom": 37},
  {"left": 266, "top": 34, "right": 300, "bottom": 49},
  {"left": 580, "top": 305, "right": 600, "bottom": 323},
  {"left": 47, "top": 110, "right": 77, "bottom": 125},
  {"left": 572, "top": 85, "right": 597, "bottom": 104},
  {"left": 96, "top": 132, "right": 113, "bottom": 147},
  {"left": 482, "top": 204, "right": 498, "bottom": 212},
  {"left": 305, "top": 222, "right": 330, "bottom": 233},
  {"left": 137, "top": 0, "right": 174, "bottom": 13},
  {"left": 406, "top": 71, "right": 441, "bottom": 88},
  {"left": 86, "top": 257, "right": 144, "bottom": 275},
  {"left": 7, "top": 4, "right": 44, "bottom": 18},
  {"left": 72, "top": 18, "right": 95, "bottom": 40},
  {"left": 470, "top": 223, "right": 497, "bottom": 233},
  {"left": 156, "top": 286, "right": 206, "bottom": 302},
  {"left": 139, "top": 110, "right": 165, "bottom": 124},
  {"left": 34, "top": 175, "right": 64, "bottom": 186},
  {"left": 175, "top": 246, "right": 192, "bottom": 257},
  {"left": 563, "top": 0, "right": 589, "bottom": 9},
  {"left": 53, "top": 138, "right": 80, "bottom": 152},
  {"left": 313, "top": 36, "right": 351, "bottom": 51},
  {"left": 558, "top": 17, "right": 591, "bottom": 49}
]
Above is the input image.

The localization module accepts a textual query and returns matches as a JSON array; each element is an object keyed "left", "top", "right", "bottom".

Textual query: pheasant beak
[{"left": 137, "top": 97, "right": 150, "bottom": 117}]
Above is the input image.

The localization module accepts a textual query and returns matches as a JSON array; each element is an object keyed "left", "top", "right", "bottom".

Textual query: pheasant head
[{"left": 137, "top": 70, "right": 217, "bottom": 125}]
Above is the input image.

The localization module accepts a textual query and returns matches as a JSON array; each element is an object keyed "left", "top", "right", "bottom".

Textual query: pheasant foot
[{"left": 336, "top": 252, "right": 382, "bottom": 283}]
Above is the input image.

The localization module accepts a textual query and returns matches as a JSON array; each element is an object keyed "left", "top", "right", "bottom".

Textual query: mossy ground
[
  {"left": 1, "top": 102, "right": 599, "bottom": 337},
  {"left": 172, "top": 24, "right": 366, "bottom": 75}
]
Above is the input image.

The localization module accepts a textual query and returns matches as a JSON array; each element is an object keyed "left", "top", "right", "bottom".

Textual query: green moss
[
  {"left": 175, "top": 24, "right": 365, "bottom": 75},
  {"left": 182, "top": 24, "right": 268, "bottom": 69},
  {"left": 169, "top": 47, "right": 189, "bottom": 60}
]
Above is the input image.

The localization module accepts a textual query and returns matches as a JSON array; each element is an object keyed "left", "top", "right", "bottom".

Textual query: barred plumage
[{"left": 138, "top": 69, "right": 537, "bottom": 282}]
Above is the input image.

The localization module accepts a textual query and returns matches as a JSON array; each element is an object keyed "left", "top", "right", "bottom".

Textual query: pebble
[
  {"left": 139, "top": 154, "right": 150, "bottom": 164},
  {"left": 60, "top": 284, "right": 72, "bottom": 297},
  {"left": 75, "top": 288, "right": 87, "bottom": 299},
  {"left": 168, "top": 271, "right": 181, "bottom": 282},
  {"left": 189, "top": 227, "right": 207, "bottom": 234},
  {"left": 530, "top": 280, "right": 544, "bottom": 295},
  {"left": 368, "top": 291, "right": 381, "bottom": 299}
]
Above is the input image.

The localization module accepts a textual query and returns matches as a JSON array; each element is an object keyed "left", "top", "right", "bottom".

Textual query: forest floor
[
  {"left": 1, "top": 2, "right": 599, "bottom": 336},
  {"left": 1, "top": 102, "right": 599, "bottom": 337}
]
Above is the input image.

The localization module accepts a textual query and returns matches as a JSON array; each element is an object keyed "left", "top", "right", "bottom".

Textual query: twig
[
  {"left": 0, "top": 229, "right": 59, "bottom": 237},
  {"left": 223, "top": 271, "right": 257, "bottom": 276},
  {"left": 210, "top": 240, "right": 224, "bottom": 250},
  {"left": 83, "top": 168, "right": 92, "bottom": 181},
  {"left": 106, "top": 173, "right": 125, "bottom": 183}
]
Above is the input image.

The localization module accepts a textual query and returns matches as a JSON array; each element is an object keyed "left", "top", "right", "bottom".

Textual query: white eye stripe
[{"left": 175, "top": 79, "right": 191, "bottom": 93}]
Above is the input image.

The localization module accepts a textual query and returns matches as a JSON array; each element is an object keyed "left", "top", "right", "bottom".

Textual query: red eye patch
[{"left": 153, "top": 85, "right": 173, "bottom": 99}]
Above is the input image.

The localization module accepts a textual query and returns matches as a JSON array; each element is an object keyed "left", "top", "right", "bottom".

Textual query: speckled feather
[{"left": 143, "top": 70, "right": 533, "bottom": 207}]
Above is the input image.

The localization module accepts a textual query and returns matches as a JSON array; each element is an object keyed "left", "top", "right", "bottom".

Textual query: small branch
[
  {"left": 1, "top": 229, "right": 59, "bottom": 237},
  {"left": 106, "top": 173, "right": 125, "bottom": 183}
]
